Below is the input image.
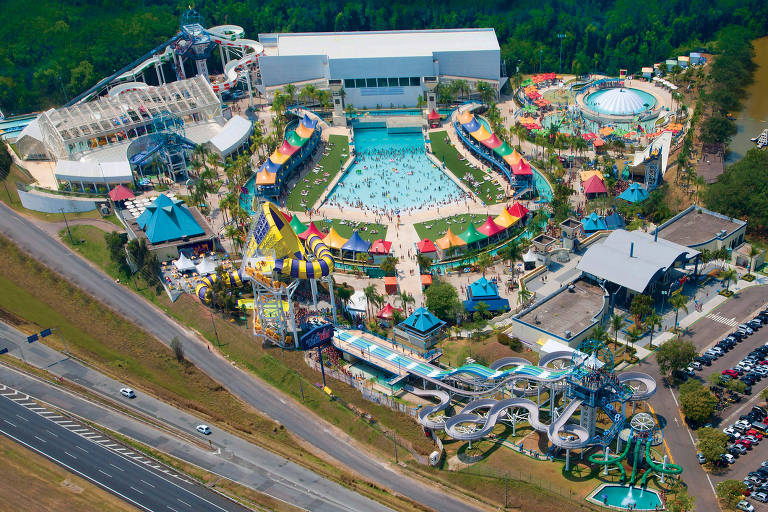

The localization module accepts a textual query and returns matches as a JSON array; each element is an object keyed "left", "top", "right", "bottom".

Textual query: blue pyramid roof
[
  {"left": 342, "top": 230, "right": 371, "bottom": 253},
  {"left": 604, "top": 212, "right": 626, "bottom": 230},
  {"left": 618, "top": 182, "right": 649, "bottom": 203},
  {"left": 581, "top": 212, "right": 607, "bottom": 232},
  {"left": 468, "top": 277, "right": 499, "bottom": 299},
  {"left": 400, "top": 307, "right": 446, "bottom": 334},
  {"left": 136, "top": 194, "right": 204, "bottom": 244}
]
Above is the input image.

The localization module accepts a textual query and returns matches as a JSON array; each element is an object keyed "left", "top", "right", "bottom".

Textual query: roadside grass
[
  {"left": 314, "top": 218, "right": 388, "bottom": 243},
  {"left": 60, "top": 225, "right": 126, "bottom": 276},
  {"left": 0, "top": 434, "right": 136, "bottom": 512},
  {"left": 429, "top": 130, "right": 505, "bottom": 205},
  {"left": 413, "top": 213, "right": 488, "bottom": 241},
  {"left": 286, "top": 134, "right": 349, "bottom": 212}
]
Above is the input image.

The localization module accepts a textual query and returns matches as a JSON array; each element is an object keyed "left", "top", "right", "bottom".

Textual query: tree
[
  {"left": 170, "top": 336, "right": 185, "bottom": 363},
  {"left": 629, "top": 294, "right": 653, "bottom": 324},
  {"left": 656, "top": 339, "right": 696, "bottom": 376},
  {"left": 380, "top": 256, "right": 399, "bottom": 276},
  {"left": 645, "top": 311, "right": 663, "bottom": 348},
  {"left": 678, "top": 380, "right": 717, "bottom": 424},
  {"left": 517, "top": 281, "right": 532, "bottom": 306},
  {"left": 335, "top": 283, "right": 353, "bottom": 310},
  {"left": 425, "top": 280, "right": 463, "bottom": 323},
  {"left": 747, "top": 245, "right": 761, "bottom": 276},
  {"left": 720, "top": 268, "right": 738, "bottom": 292},
  {"left": 716, "top": 480, "right": 748, "bottom": 508},
  {"left": 416, "top": 253, "right": 433, "bottom": 272},
  {"left": 609, "top": 314, "right": 625, "bottom": 349},
  {"left": 696, "top": 427, "right": 728, "bottom": 463},
  {"left": 668, "top": 293, "right": 689, "bottom": 329},
  {"left": 363, "top": 284, "right": 378, "bottom": 319},
  {"left": 666, "top": 484, "right": 695, "bottom": 512},
  {"left": 705, "top": 150, "right": 768, "bottom": 233},
  {"left": 590, "top": 324, "right": 609, "bottom": 345},
  {"left": 498, "top": 243, "right": 521, "bottom": 267},
  {"left": 399, "top": 291, "right": 415, "bottom": 310},
  {"left": 476, "top": 252, "right": 492, "bottom": 276},
  {"left": 0, "top": 142, "right": 12, "bottom": 181},
  {"left": 473, "top": 301, "right": 491, "bottom": 322}
]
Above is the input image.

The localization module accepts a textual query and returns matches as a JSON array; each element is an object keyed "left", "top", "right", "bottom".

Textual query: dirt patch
[
  {"left": 0, "top": 305, "right": 25, "bottom": 326},
  {"left": 59, "top": 479, "right": 84, "bottom": 494}
]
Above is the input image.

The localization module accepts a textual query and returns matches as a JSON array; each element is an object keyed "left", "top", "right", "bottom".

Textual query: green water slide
[
  {"left": 629, "top": 441, "right": 643, "bottom": 485},
  {"left": 588, "top": 438, "right": 631, "bottom": 482},
  {"left": 639, "top": 440, "right": 683, "bottom": 487}
]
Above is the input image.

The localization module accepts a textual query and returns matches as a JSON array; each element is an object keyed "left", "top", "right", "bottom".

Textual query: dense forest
[{"left": 2, "top": 0, "right": 768, "bottom": 113}]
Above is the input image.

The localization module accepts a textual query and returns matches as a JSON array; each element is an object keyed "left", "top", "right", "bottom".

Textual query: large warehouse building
[{"left": 256, "top": 29, "right": 503, "bottom": 107}]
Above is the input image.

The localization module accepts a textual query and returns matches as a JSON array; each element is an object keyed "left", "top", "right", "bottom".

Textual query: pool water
[
  {"left": 325, "top": 128, "right": 465, "bottom": 213},
  {"left": 591, "top": 485, "right": 662, "bottom": 510},
  {"left": 585, "top": 88, "right": 657, "bottom": 116}
]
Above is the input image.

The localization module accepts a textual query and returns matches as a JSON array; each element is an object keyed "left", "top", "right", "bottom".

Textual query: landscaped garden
[{"left": 286, "top": 134, "right": 349, "bottom": 211}]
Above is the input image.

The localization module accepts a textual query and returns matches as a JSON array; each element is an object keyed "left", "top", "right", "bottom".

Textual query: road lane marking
[
  {"left": 33, "top": 435, "right": 47, "bottom": 443},
  {"left": 167, "top": 507, "right": 179, "bottom": 512},
  {"left": 110, "top": 463, "right": 124, "bottom": 472},
  {"left": 75, "top": 445, "right": 88, "bottom": 453},
  {"left": 3, "top": 419, "right": 16, "bottom": 427},
  {"left": 64, "top": 451, "right": 77, "bottom": 459},
  {"left": 46, "top": 430, "right": 58, "bottom": 437},
  {"left": 130, "top": 486, "right": 144, "bottom": 495},
  {"left": 14, "top": 414, "right": 28, "bottom": 422},
  {"left": 177, "top": 499, "right": 191, "bottom": 507},
  {"left": 98, "top": 469, "right": 112, "bottom": 478},
  {"left": 140, "top": 479, "right": 155, "bottom": 488}
]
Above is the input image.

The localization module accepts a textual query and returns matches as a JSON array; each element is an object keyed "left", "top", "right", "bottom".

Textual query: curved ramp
[
  {"left": 207, "top": 25, "right": 264, "bottom": 93},
  {"left": 489, "top": 357, "right": 531, "bottom": 370},
  {"left": 539, "top": 350, "right": 576, "bottom": 368},
  {"left": 547, "top": 399, "right": 590, "bottom": 449},
  {"left": 108, "top": 82, "right": 149, "bottom": 98},
  {"left": 617, "top": 372, "right": 657, "bottom": 401},
  {"left": 406, "top": 387, "right": 450, "bottom": 430}
]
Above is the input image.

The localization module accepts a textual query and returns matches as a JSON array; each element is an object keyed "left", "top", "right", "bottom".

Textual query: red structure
[{"left": 427, "top": 109, "right": 441, "bottom": 128}]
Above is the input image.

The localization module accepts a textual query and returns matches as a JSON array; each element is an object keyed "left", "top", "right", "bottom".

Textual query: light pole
[
  {"left": 539, "top": 50, "right": 543, "bottom": 73},
  {"left": 557, "top": 34, "right": 567, "bottom": 74},
  {"left": 60, "top": 209, "right": 74, "bottom": 245}
]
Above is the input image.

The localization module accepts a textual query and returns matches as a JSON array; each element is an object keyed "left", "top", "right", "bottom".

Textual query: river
[{"left": 729, "top": 36, "right": 768, "bottom": 161}]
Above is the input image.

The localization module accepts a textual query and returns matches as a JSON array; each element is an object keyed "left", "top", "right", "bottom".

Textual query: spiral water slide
[{"left": 206, "top": 25, "right": 264, "bottom": 93}]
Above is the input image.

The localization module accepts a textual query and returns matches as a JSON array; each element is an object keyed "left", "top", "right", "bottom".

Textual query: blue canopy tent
[
  {"left": 136, "top": 194, "right": 204, "bottom": 244},
  {"left": 618, "top": 182, "right": 649, "bottom": 203},
  {"left": 581, "top": 212, "right": 608, "bottom": 233},
  {"left": 341, "top": 230, "right": 371, "bottom": 259},
  {"left": 463, "top": 277, "right": 510, "bottom": 313},
  {"left": 604, "top": 212, "right": 626, "bottom": 230}
]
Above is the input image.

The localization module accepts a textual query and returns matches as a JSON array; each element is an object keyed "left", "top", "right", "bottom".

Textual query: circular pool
[
  {"left": 588, "top": 484, "right": 663, "bottom": 510},
  {"left": 585, "top": 88, "right": 657, "bottom": 116}
]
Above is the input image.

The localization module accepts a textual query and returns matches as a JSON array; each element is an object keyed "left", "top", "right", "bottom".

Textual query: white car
[
  {"left": 738, "top": 500, "right": 755, "bottom": 512},
  {"left": 196, "top": 424, "right": 211, "bottom": 435},
  {"left": 120, "top": 387, "right": 135, "bottom": 398},
  {"left": 723, "top": 453, "right": 736, "bottom": 464}
]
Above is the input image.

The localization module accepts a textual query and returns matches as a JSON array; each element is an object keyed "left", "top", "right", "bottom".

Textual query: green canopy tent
[
  {"left": 290, "top": 216, "right": 308, "bottom": 235},
  {"left": 459, "top": 221, "right": 488, "bottom": 249}
]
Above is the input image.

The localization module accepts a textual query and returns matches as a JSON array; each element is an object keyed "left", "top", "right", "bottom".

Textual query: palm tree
[
  {"left": 645, "top": 312, "right": 663, "bottom": 349},
  {"left": 626, "top": 326, "right": 642, "bottom": 355},
  {"left": 721, "top": 268, "right": 738, "bottom": 293},
  {"left": 477, "top": 252, "right": 493, "bottom": 277},
  {"left": 591, "top": 324, "right": 609, "bottom": 345},
  {"left": 498, "top": 243, "right": 521, "bottom": 268},
  {"left": 748, "top": 246, "right": 761, "bottom": 277},
  {"left": 399, "top": 292, "right": 415, "bottom": 311},
  {"left": 610, "top": 314, "right": 625, "bottom": 349},
  {"left": 668, "top": 293, "right": 689, "bottom": 330},
  {"left": 517, "top": 281, "right": 532, "bottom": 306},
  {"left": 283, "top": 84, "right": 296, "bottom": 107},
  {"left": 363, "top": 284, "right": 377, "bottom": 320}
]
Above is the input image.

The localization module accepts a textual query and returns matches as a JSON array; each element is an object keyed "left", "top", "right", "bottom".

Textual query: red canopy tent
[
  {"left": 377, "top": 303, "right": 402, "bottom": 319},
  {"left": 512, "top": 157, "right": 533, "bottom": 176},
  {"left": 297, "top": 222, "right": 327, "bottom": 240},
  {"left": 369, "top": 239, "right": 392, "bottom": 255},
  {"left": 428, "top": 109, "right": 441, "bottom": 128},
  {"left": 583, "top": 175, "right": 608, "bottom": 195},
  {"left": 507, "top": 202, "right": 530, "bottom": 218},
  {"left": 477, "top": 215, "right": 505, "bottom": 237},
  {"left": 108, "top": 185, "right": 135, "bottom": 201},
  {"left": 416, "top": 238, "right": 437, "bottom": 254},
  {"left": 278, "top": 140, "right": 299, "bottom": 156}
]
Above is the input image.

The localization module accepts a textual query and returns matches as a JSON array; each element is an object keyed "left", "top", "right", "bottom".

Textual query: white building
[{"left": 257, "top": 29, "right": 503, "bottom": 108}]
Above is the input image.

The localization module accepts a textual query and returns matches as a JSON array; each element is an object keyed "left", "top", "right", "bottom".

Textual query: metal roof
[{"left": 577, "top": 230, "right": 699, "bottom": 293}]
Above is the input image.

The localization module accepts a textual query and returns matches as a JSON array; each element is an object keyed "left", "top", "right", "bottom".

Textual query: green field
[
  {"left": 314, "top": 218, "right": 387, "bottom": 243},
  {"left": 429, "top": 131, "right": 505, "bottom": 205},
  {"left": 286, "top": 135, "right": 349, "bottom": 212},
  {"left": 413, "top": 213, "right": 489, "bottom": 241}
]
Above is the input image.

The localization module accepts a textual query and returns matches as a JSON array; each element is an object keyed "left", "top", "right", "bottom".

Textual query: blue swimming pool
[
  {"left": 325, "top": 128, "right": 465, "bottom": 213},
  {"left": 589, "top": 485, "right": 663, "bottom": 510}
]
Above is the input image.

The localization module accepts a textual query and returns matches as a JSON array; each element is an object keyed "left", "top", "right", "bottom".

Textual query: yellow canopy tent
[
  {"left": 579, "top": 170, "right": 604, "bottom": 183},
  {"left": 323, "top": 227, "right": 349, "bottom": 250},
  {"left": 269, "top": 149, "right": 291, "bottom": 165},
  {"left": 469, "top": 126, "right": 493, "bottom": 142},
  {"left": 494, "top": 209, "right": 520, "bottom": 228}
]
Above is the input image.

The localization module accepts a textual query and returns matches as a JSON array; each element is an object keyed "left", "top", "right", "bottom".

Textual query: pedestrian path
[{"left": 705, "top": 312, "right": 739, "bottom": 327}]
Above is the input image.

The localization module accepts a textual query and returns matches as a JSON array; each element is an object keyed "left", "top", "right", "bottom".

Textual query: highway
[
  {"left": 0, "top": 389, "right": 245, "bottom": 512},
  {"left": 0, "top": 203, "right": 483, "bottom": 512}
]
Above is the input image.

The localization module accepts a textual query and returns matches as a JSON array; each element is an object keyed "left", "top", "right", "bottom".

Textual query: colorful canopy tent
[
  {"left": 477, "top": 216, "right": 505, "bottom": 237},
  {"left": 268, "top": 148, "right": 291, "bottom": 165},
  {"left": 289, "top": 216, "right": 308, "bottom": 235},
  {"left": 459, "top": 222, "right": 488, "bottom": 245},
  {"left": 377, "top": 303, "right": 402, "bottom": 320},
  {"left": 255, "top": 168, "right": 277, "bottom": 185},
  {"left": 384, "top": 276, "right": 398, "bottom": 295},
  {"left": 507, "top": 202, "right": 530, "bottom": 219},
  {"left": 297, "top": 221, "right": 326, "bottom": 241},
  {"left": 261, "top": 159, "right": 281, "bottom": 173},
  {"left": 421, "top": 274, "right": 433, "bottom": 287},
  {"left": 605, "top": 212, "right": 626, "bottom": 230},
  {"left": 278, "top": 140, "right": 299, "bottom": 156},
  {"left": 369, "top": 239, "right": 392, "bottom": 255},
  {"left": 416, "top": 238, "right": 437, "bottom": 254},
  {"left": 108, "top": 184, "right": 134, "bottom": 201},
  {"left": 136, "top": 194, "right": 204, "bottom": 244},
  {"left": 618, "top": 182, "right": 650, "bottom": 203},
  {"left": 480, "top": 133, "right": 503, "bottom": 149},
  {"left": 511, "top": 156, "right": 533, "bottom": 176},
  {"left": 173, "top": 252, "right": 196, "bottom": 272},
  {"left": 582, "top": 175, "right": 607, "bottom": 195},
  {"left": 457, "top": 109, "right": 474, "bottom": 124},
  {"left": 464, "top": 277, "right": 510, "bottom": 313},
  {"left": 579, "top": 170, "right": 604, "bottom": 183},
  {"left": 435, "top": 228, "right": 466, "bottom": 250},
  {"left": 342, "top": 230, "right": 371, "bottom": 254},
  {"left": 323, "top": 227, "right": 349, "bottom": 250},
  {"left": 494, "top": 209, "right": 520, "bottom": 228},
  {"left": 254, "top": 115, "right": 318, "bottom": 191},
  {"left": 428, "top": 109, "right": 440, "bottom": 121},
  {"left": 195, "top": 256, "right": 218, "bottom": 276},
  {"left": 581, "top": 212, "right": 608, "bottom": 232}
]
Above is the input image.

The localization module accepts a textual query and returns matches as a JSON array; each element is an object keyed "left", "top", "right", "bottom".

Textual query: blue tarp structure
[
  {"left": 618, "top": 182, "right": 649, "bottom": 203},
  {"left": 399, "top": 307, "right": 446, "bottom": 335},
  {"left": 342, "top": 230, "right": 371, "bottom": 254},
  {"left": 136, "top": 194, "right": 204, "bottom": 244},
  {"left": 301, "top": 114, "right": 319, "bottom": 130},
  {"left": 464, "top": 277, "right": 510, "bottom": 312},
  {"left": 581, "top": 212, "right": 608, "bottom": 232},
  {"left": 605, "top": 212, "right": 626, "bottom": 230},
  {"left": 261, "top": 159, "right": 282, "bottom": 173}
]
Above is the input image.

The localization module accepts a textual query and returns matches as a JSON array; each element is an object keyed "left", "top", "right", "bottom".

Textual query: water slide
[
  {"left": 195, "top": 270, "right": 245, "bottom": 305},
  {"left": 588, "top": 436, "right": 632, "bottom": 481},
  {"left": 206, "top": 25, "right": 264, "bottom": 93},
  {"left": 407, "top": 387, "right": 451, "bottom": 430},
  {"left": 616, "top": 372, "right": 657, "bottom": 401},
  {"left": 639, "top": 440, "right": 682, "bottom": 486},
  {"left": 107, "top": 81, "right": 150, "bottom": 99}
]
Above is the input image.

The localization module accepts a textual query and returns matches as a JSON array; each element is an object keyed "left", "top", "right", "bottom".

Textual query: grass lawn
[
  {"left": 438, "top": 333, "right": 538, "bottom": 369},
  {"left": 314, "top": 218, "right": 387, "bottom": 243},
  {"left": 429, "top": 131, "right": 505, "bottom": 205},
  {"left": 0, "top": 163, "right": 103, "bottom": 222},
  {"left": 60, "top": 225, "right": 126, "bottom": 277},
  {"left": 413, "top": 213, "right": 488, "bottom": 241},
  {"left": 0, "top": 435, "right": 137, "bottom": 512},
  {"left": 286, "top": 135, "right": 349, "bottom": 212}
]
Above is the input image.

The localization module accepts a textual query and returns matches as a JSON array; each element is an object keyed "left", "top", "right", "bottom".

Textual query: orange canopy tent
[{"left": 435, "top": 228, "right": 466, "bottom": 250}]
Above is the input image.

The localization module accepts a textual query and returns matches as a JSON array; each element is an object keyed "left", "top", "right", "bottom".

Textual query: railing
[{"left": 453, "top": 121, "right": 514, "bottom": 184}]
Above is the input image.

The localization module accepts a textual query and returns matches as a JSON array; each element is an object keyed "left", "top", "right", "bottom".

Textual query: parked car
[
  {"left": 723, "top": 453, "right": 736, "bottom": 464},
  {"left": 692, "top": 361, "right": 703, "bottom": 371},
  {"left": 697, "top": 452, "right": 706, "bottom": 464},
  {"left": 724, "top": 369, "right": 740, "bottom": 377},
  {"left": 738, "top": 439, "right": 754, "bottom": 449},
  {"left": 738, "top": 499, "right": 755, "bottom": 511},
  {"left": 697, "top": 355, "right": 713, "bottom": 366},
  {"left": 752, "top": 491, "right": 768, "bottom": 503},
  {"left": 754, "top": 406, "right": 767, "bottom": 417}
]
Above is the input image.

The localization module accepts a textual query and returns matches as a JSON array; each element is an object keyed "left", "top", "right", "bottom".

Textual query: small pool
[
  {"left": 588, "top": 485, "right": 663, "bottom": 510},
  {"left": 325, "top": 127, "right": 465, "bottom": 213}
]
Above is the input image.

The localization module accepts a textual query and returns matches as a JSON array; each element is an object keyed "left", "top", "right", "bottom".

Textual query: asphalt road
[
  {"left": 0, "top": 321, "right": 391, "bottom": 512},
  {"left": 0, "top": 203, "right": 482, "bottom": 512},
  {"left": 638, "top": 284, "right": 768, "bottom": 512},
  {"left": 0, "top": 390, "right": 244, "bottom": 512}
]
